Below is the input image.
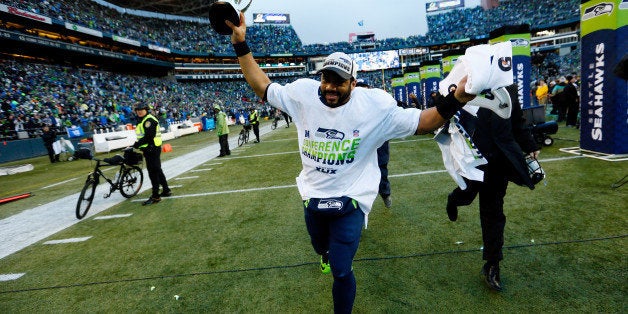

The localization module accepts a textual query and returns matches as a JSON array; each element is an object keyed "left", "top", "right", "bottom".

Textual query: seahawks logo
[
  {"left": 318, "top": 199, "right": 343, "bottom": 210},
  {"left": 315, "top": 128, "right": 345, "bottom": 140},
  {"left": 510, "top": 39, "right": 529, "bottom": 47},
  {"left": 582, "top": 3, "right": 614, "bottom": 21}
]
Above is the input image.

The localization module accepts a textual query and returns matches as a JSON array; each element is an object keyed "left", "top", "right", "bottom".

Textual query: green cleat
[{"left": 320, "top": 255, "right": 331, "bottom": 274}]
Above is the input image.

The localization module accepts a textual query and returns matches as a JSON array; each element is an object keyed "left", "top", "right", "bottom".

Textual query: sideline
[{"left": 0, "top": 124, "right": 274, "bottom": 260}]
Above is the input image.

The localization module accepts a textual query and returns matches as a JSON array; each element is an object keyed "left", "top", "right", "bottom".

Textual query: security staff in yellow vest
[
  {"left": 249, "top": 106, "right": 260, "bottom": 143},
  {"left": 132, "top": 103, "right": 171, "bottom": 205}
]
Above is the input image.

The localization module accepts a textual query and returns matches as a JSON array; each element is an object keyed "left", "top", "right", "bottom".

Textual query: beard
[{"left": 319, "top": 88, "right": 351, "bottom": 108}]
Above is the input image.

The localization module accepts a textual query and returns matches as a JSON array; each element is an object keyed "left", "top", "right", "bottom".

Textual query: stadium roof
[{"left": 104, "top": 0, "right": 218, "bottom": 17}]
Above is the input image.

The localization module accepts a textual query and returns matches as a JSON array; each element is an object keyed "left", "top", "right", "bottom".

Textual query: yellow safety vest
[
  {"left": 135, "top": 114, "right": 162, "bottom": 148},
  {"left": 250, "top": 110, "right": 259, "bottom": 124}
]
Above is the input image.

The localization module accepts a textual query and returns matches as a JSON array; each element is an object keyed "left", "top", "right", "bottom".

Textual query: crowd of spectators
[
  {"left": 3, "top": 0, "right": 580, "bottom": 55},
  {"left": 0, "top": 0, "right": 582, "bottom": 141},
  {"left": 0, "top": 58, "right": 268, "bottom": 140}
]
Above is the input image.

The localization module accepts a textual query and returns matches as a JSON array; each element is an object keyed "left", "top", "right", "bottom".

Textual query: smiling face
[{"left": 319, "top": 70, "right": 356, "bottom": 108}]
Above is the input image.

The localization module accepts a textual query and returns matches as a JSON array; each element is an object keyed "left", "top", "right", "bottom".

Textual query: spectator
[
  {"left": 41, "top": 124, "right": 58, "bottom": 163},
  {"left": 213, "top": 104, "right": 230, "bottom": 157},
  {"left": 563, "top": 75, "right": 579, "bottom": 127}
]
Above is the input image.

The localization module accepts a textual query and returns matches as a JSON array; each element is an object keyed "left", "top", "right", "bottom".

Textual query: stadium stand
[{"left": 1, "top": 0, "right": 581, "bottom": 147}]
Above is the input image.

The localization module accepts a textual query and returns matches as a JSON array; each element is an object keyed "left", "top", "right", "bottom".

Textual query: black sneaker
[
  {"left": 160, "top": 190, "right": 172, "bottom": 197},
  {"left": 382, "top": 195, "right": 392, "bottom": 208},
  {"left": 142, "top": 197, "right": 161, "bottom": 206},
  {"left": 481, "top": 263, "right": 503, "bottom": 291},
  {"left": 446, "top": 193, "right": 458, "bottom": 222}
]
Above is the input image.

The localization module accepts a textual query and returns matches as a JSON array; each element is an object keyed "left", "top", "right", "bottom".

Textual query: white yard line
[
  {"left": 40, "top": 178, "right": 79, "bottom": 189},
  {"left": 0, "top": 273, "right": 25, "bottom": 281},
  {"left": 174, "top": 176, "right": 200, "bottom": 180},
  {"left": 94, "top": 214, "right": 133, "bottom": 220},
  {"left": 43, "top": 237, "right": 92, "bottom": 245}
]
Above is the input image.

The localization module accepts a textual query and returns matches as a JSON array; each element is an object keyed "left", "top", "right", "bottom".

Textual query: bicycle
[
  {"left": 75, "top": 147, "right": 144, "bottom": 219},
  {"left": 271, "top": 115, "right": 281, "bottom": 130},
  {"left": 238, "top": 123, "right": 251, "bottom": 146}
]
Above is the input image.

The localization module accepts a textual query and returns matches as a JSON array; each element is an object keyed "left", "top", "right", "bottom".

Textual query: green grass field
[{"left": 0, "top": 121, "right": 626, "bottom": 313}]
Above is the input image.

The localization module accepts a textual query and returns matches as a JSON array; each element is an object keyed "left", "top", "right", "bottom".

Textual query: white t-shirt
[{"left": 266, "top": 78, "right": 422, "bottom": 221}]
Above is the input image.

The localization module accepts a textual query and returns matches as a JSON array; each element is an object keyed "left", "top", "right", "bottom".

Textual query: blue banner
[
  {"left": 66, "top": 126, "right": 84, "bottom": 138},
  {"left": 579, "top": 0, "right": 627, "bottom": 154}
]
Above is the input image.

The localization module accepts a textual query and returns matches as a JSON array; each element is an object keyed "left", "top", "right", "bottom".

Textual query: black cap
[
  {"left": 208, "top": 1, "right": 240, "bottom": 35},
  {"left": 134, "top": 103, "right": 149, "bottom": 110}
]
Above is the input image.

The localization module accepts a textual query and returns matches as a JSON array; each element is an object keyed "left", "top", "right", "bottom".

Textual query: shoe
[
  {"left": 383, "top": 195, "right": 392, "bottom": 208},
  {"left": 226, "top": 152, "right": 231, "bottom": 155},
  {"left": 320, "top": 253, "right": 331, "bottom": 274},
  {"left": 481, "top": 262, "right": 503, "bottom": 291},
  {"left": 446, "top": 193, "right": 458, "bottom": 222},
  {"left": 217, "top": 154, "right": 225, "bottom": 158},
  {"left": 254, "top": 140, "right": 260, "bottom": 143},
  {"left": 142, "top": 197, "right": 161, "bottom": 206},
  {"left": 160, "top": 190, "right": 172, "bottom": 197}
]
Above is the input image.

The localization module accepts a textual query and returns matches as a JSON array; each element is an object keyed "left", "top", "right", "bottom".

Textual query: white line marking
[
  {"left": 539, "top": 155, "right": 583, "bottom": 162},
  {"left": 190, "top": 168, "right": 213, "bottom": 172},
  {"left": 390, "top": 170, "right": 448, "bottom": 178},
  {"left": 204, "top": 163, "right": 223, "bottom": 166},
  {"left": 221, "top": 151, "right": 299, "bottom": 160},
  {"left": 41, "top": 178, "right": 79, "bottom": 189},
  {"left": 131, "top": 184, "right": 297, "bottom": 201},
  {"left": 174, "top": 176, "right": 199, "bottom": 180},
  {"left": 94, "top": 214, "right": 133, "bottom": 220},
  {"left": 43, "top": 237, "right": 92, "bottom": 245},
  {"left": 261, "top": 138, "right": 296, "bottom": 143},
  {"left": 390, "top": 138, "right": 433, "bottom": 144},
  {"left": 0, "top": 273, "right": 25, "bottom": 281},
  {"left": 169, "top": 185, "right": 183, "bottom": 188}
]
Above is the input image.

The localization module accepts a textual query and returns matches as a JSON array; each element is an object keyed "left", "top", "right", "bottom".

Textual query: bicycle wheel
[
  {"left": 244, "top": 130, "right": 249, "bottom": 143},
  {"left": 238, "top": 131, "right": 246, "bottom": 147},
  {"left": 119, "top": 166, "right": 143, "bottom": 198},
  {"left": 76, "top": 174, "right": 98, "bottom": 219}
]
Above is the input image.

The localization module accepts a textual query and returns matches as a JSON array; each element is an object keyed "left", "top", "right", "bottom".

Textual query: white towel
[
  {"left": 434, "top": 116, "right": 487, "bottom": 189},
  {"left": 439, "top": 41, "right": 514, "bottom": 96}
]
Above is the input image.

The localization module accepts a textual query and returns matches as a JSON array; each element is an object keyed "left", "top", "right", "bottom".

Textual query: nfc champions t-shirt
[{"left": 267, "top": 78, "right": 421, "bottom": 218}]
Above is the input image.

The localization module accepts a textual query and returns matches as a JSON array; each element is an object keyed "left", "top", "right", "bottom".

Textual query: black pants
[
  {"left": 449, "top": 161, "right": 509, "bottom": 263},
  {"left": 566, "top": 102, "right": 579, "bottom": 126},
  {"left": 252, "top": 123, "right": 260, "bottom": 141},
  {"left": 282, "top": 112, "right": 291, "bottom": 127},
  {"left": 377, "top": 141, "right": 390, "bottom": 197},
  {"left": 143, "top": 146, "right": 169, "bottom": 198},
  {"left": 219, "top": 134, "right": 230, "bottom": 155},
  {"left": 45, "top": 144, "right": 56, "bottom": 163}
]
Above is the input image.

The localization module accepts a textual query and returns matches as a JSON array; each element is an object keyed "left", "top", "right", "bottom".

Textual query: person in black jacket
[
  {"left": 132, "top": 103, "right": 171, "bottom": 205},
  {"left": 445, "top": 83, "right": 540, "bottom": 291},
  {"left": 41, "top": 124, "right": 58, "bottom": 163},
  {"left": 563, "top": 75, "right": 579, "bottom": 127}
]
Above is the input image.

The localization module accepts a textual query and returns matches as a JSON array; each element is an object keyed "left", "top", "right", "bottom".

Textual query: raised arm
[
  {"left": 416, "top": 76, "right": 476, "bottom": 134},
  {"left": 226, "top": 13, "right": 271, "bottom": 100}
]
